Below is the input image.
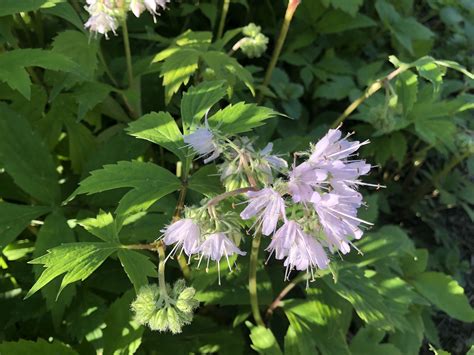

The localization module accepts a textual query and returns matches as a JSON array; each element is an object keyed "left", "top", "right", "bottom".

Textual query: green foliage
[{"left": 0, "top": 0, "right": 473, "bottom": 353}]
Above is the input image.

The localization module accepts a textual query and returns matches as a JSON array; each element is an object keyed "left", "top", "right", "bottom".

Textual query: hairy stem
[
  {"left": 331, "top": 66, "right": 407, "bottom": 128},
  {"left": 216, "top": 0, "right": 230, "bottom": 40},
  {"left": 157, "top": 241, "right": 168, "bottom": 295},
  {"left": 249, "top": 233, "right": 265, "bottom": 327},
  {"left": 265, "top": 272, "right": 308, "bottom": 320},
  {"left": 122, "top": 20, "right": 134, "bottom": 87},
  {"left": 257, "top": 0, "right": 300, "bottom": 104},
  {"left": 206, "top": 186, "right": 257, "bottom": 207}
]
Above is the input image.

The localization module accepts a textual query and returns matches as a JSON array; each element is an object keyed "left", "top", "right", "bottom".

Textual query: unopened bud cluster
[
  {"left": 84, "top": 0, "right": 170, "bottom": 37},
  {"left": 131, "top": 280, "right": 198, "bottom": 334},
  {"left": 239, "top": 23, "right": 269, "bottom": 58}
]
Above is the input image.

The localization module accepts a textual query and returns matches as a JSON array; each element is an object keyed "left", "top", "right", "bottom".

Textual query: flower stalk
[
  {"left": 249, "top": 232, "right": 265, "bottom": 327},
  {"left": 121, "top": 19, "right": 134, "bottom": 87},
  {"left": 257, "top": 0, "right": 301, "bottom": 104},
  {"left": 216, "top": 0, "right": 230, "bottom": 40}
]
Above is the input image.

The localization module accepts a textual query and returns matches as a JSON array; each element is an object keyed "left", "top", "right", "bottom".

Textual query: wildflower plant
[{"left": 1, "top": 0, "right": 474, "bottom": 353}]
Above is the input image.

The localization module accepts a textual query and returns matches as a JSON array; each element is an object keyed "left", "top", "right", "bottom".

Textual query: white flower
[
  {"left": 240, "top": 188, "right": 286, "bottom": 236},
  {"left": 197, "top": 232, "right": 246, "bottom": 284},
  {"left": 266, "top": 220, "right": 329, "bottom": 280},
  {"left": 183, "top": 126, "right": 221, "bottom": 164},
  {"left": 287, "top": 162, "right": 327, "bottom": 203},
  {"left": 311, "top": 191, "right": 372, "bottom": 254},
  {"left": 130, "top": 0, "right": 146, "bottom": 17},
  {"left": 143, "top": 0, "right": 170, "bottom": 21},
  {"left": 161, "top": 219, "right": 201, "bottom": 259},
  {"left": 84, "top": 0, "right": 118, "bottom": 38}
]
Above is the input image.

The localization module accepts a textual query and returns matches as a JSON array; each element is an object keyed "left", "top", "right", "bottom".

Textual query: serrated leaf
[
  {"left": 126, "top": 111, "right": 186, "bottom": 161},
  {"left": 0, "top": 49, "right": 79, "bottom": 99},
  {"left": 67, "top": 161, "right": 180, "bottom": 202},
  {"left": 0, "top": 202, "right": 50, "bottom": 249},
  {"left": 201, "top": 51, "right": 255, "bottom": 96},
  {"left": 350, "top": 327, "right": 402, "bottom": 355},
  {"left": 74, "top": 82, "right": 113, "bottom": 120},
  {"left": 42, "top": 3, "right": 84, "bottom": 30},
  {"left": 389, "top": 132, "right": 408, "bottom": 166},
  {"left": 0, "top": 338, "right": 77, "bottom": 355},
  {"left": 315, "top": 11, "right": 376, "bottom": 33},
  {"left": 188, "top": 164, "right": 224, "bottom": 196},
  {"left": 314, "top": 75, "right": 356, "bottom": 100},
  {"left": 246, "top": 321, "right": 282, "bottom": 355},
  {"left": 27, "top": 242, "right": 119, "bottom": 298},
  {"left": 64, "top": 116, "right": 97, "bottom": 174},
  {"left": 411, "top": 272, "right": 474, "bottom": 323},
  {"left": 181, "top": 80, "right": 227, "bottom": 131},
  {"left": 102, "top": 290, "right": 144, "bottom": 355},
  {"left": 0, "top": 104, "right": 60, "bottom": 204},
  {"left": 208, "top": 103, "right": 276, "bottom": 134},
  {"left": 159, "top": 48, "right": 200, "bottom": 104},
  {"left": 78, "top": 211, "right": 118, "bottom": 243},
  {"left": 33, "top": 213, "right": 76, "bottom": 328},
  {"left": 118, "top": 249, "right": 156, "bottom": 292}
]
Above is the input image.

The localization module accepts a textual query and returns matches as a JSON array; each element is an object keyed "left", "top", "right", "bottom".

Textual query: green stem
[
  {"left": 257, "top": 0, "right": 300, "bottom": 104},
  {"left": 330, "top": 65, "right": 407, "bottom": 128},
  {"left": 249, "top": 233, "right": 265, "bottom": 327},
  {"left": 216, "top": 0, "right": 230, "bottom": 40},
  {"left": 157, "top": 242, "right": 168, "bottom": 295},
  {"left": 122, "top": 20, "right": 134, "bottom": 87}
]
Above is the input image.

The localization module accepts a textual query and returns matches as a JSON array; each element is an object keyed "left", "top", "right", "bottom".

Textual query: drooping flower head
[
  {"left": 161, "top": 218, "right": 201, "bottom": 260},
  {"left": 240, "top": 187, "right": 286, "bottom": 236},
  {"left": 130, "top": 0, "right": 170, "bottom": 21},
  {"left": 183, "top": 124, "right": 221, "bottom": 164},
  {"left": 84, "top": 0, "right": 119, "bottom": 38},
  {"left": 266, "top": 220, "right": 329, "bottom": 281},
  {"left": 197, "top": 232, "right": 246, "bottom": 284}
]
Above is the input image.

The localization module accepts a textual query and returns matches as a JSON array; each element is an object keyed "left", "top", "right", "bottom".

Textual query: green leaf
[
  {"left": 0, "top": 202, "right": 50, "bottom": 249},
  {"left": 416, "top": 61, "right": 446, "bottom": 94},
  {"left": 315, "top": 11, "right": 376, "bottom": 34},
  {"left": 64, "top": 116, "right": 97, "bottom": 174},
  {"left": 27, "top": 242, "right": 119, "bottom": 298},
  {"left": 78, "top": 211, "right": 119, "bottom": 243},
  {"left": 411, "top": 272, "right": 474, "bottom": 323},
  {"left": 208, "top": 103, "right": 276, "bottom": 134},
  {"left": 314, "top": 75, "right": 356, "bottom": 100},
  {"left": 42, "top": 3, "right": 84, "bottom": 30},
  {"left": 188, "top": 164, "right": 224, "bottom": 196},
  {"left": 0, "top": 338, "right": 77, "bottom": 355},
  {"left": 74, "top": 82, "right": 113, "bottom": 120},
  {"left": 118, "top": 249, "right": 156, "bottom": 292},
  {"left": 33, "top": 213, "right": 76, "bottom": 328},
  {"left": 396, "top": 71, "right": 418, "bottom": 116},
  {"left": 246, "top": 321, "right": 282, "bottom": 355},
  {"left": 200, "top": 51, "right": 255, "bottom": 96},
  {"left": 102, "top": 290, "right": 144, "bottom": 355},
  {"left": 67, "top": 161, "right": 180, "bottom": 202},
  {"left": 158, "top": 48, "right": 200, "bottom": 104},
  {"left": 181, "top": 80, "right": 227, "bottom": 131},
  {"left": 0, "top": 104, "right": 60, "bottom": 204},
  {"left": 321, "top": 0, "right": 363, "bottom": 16},
  {"left": 389, "top": 132, "right": 408, "bottom": 166},
  {"left": 0, "top": 49, "right": 79, "bottom": 99},
  {"left": 350, "top": 327, "right": 402, "bottom": 355},
  {"left": 126, "top": 112, "right": 186, "bottom": 161},
  {"left": 0, "top": 0, "right": 64, "bottom": 16}
]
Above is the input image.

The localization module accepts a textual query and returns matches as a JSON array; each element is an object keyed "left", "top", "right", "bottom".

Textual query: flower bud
[
  {"left": 242, "top": 23, "right": 262, "bottom": 38},
  {"left": 130, "top": 285, "right": 160, "bottom": 325},
  {"left": 148, "top": 308, "right": 169, "bottom": 332},
  {"left": 166, "top": 306, "right": 182, "bottom": 334},
  {"left": 240, "top": 33, "right": 269, "bottom": 58},
  {"left": 176, "top": 287, "right": 199, "bottom": 313}
]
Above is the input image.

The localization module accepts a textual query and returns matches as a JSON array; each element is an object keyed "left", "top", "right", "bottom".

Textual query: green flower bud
[
  {"left": 172, "top": 279, "right": 187, "bottom": 298},
  {"left": 178, "top": 286, "right": 196, "bottom": 301},
  {"left": 148, "top": 308, "right": 169, "bottom": 332},
  {"left": 240, "top": 33, "right": 269, "bottom": 58},
  {"left": 130, "top": 285, "right": 160, "bottom": 325},
  {"left": 166, "top": 306, "right": 182, "bottom": 334},
  {"left": 242, "top": 23, "right": 262, "bottom": 38}
]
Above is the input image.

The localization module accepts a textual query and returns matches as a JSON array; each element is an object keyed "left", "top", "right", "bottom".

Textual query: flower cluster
[
  {"left": 184, "top": 125, "right": 286, "bottom": 190},
  {"left": 161, "top": 207, "right": 246, "bottom": 284},
  {"left": 84, "top": 0, "right": 170, "bottom": 37},
  {"left": 131, "top": 280, "right": 199, "bottom": 334},
  {"left": 183, "top": 126, "right": 378, "bottom": 280},
  {"left": 238, "top": 23, "right": 269, "bottom": 58}
]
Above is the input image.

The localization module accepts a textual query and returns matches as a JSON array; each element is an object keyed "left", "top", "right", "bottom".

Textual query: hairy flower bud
[{"left": 130, "top": 285, "right": 160, "bottom": 324}]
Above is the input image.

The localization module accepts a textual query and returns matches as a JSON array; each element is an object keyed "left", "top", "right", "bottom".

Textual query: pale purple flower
[
  {"left": 260, "top": 143, "right": 288, "bottom": 171},
  {"left": 240, "top": 188, "right": 286, "bottom": 236},
  {"left": 183, "top": 127, "right": 221, "bottom": 164},
  {"left": 309, "top": 128, "right": 369, "bottom": 165},
  {"left": 84, "top": 0, "right": 118, "bottom": 38},
  {"left": 287, "top": 162, "right": 327, "bottom": 203},
  {"left": 266, "top": 220, "right": 329, "bottom": 280},
  {"left": 161, "top": 219, "right": 200, "bottom": 259},
  {"left": 197, "top": 232, "right": 246, "bottom": 284},
  {"left": 311, "top": 191, "right": 372, "bottom": 254},
  {"left": 143, "top": 0, "right": 170, "bottom": 22},
  {"left": 130, "top": 0, "right": 146, "bottom": 17}
]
